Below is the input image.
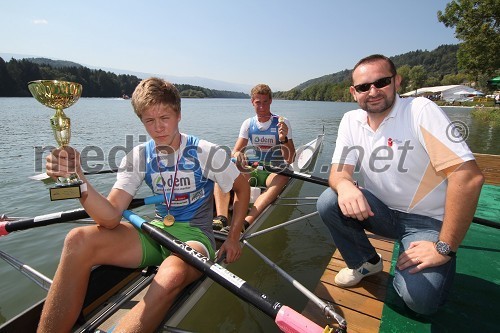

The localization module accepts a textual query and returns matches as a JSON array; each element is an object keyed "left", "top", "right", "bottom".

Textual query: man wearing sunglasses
[{"left": 317, "top": 54, "right": 484, "bottom": 315}]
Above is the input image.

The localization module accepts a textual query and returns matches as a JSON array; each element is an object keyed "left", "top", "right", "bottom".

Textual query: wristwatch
[
  {"left": 279, "top": 136, "right": 288, "bottom": 144},
  {"left": 435, "top": 240, "right": 456, "bottom": 257}
]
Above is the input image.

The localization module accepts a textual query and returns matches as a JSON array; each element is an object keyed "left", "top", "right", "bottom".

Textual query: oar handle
[
  {"left": 230, "top": 156, "right": 260, "bottom": 167},
  {"left": 0, "top": 195, "right": 165, "bottom": 237},
  {"left": 0, "top": 222, "right": 8, "bottom": 236},
  {"left": 232, "top": 157, "right": 330, "bottom": 187},
  {"left": 0, "top": 209, "right": 90, "bottom": 236},
  {"left": 232, "top": 155, "right": 329, "bottom": 186},
  {"left": 262, "top": 164, "right": 329, "bottom": 186},
  {"left": 122, "top": 210, "right": 327, "bottom": 333}
]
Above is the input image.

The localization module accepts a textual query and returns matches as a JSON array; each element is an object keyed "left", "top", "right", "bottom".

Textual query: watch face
[{"left": 436, "top": 241, "right": 451, "bottom": 255}]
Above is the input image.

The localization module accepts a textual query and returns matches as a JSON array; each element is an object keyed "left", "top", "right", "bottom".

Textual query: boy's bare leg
[
  {"left": 37, "top": 224, "right": 142, "bottom": 333},
  {"left": 214, "top": 184, "right": 231, "bottom": 219},
  {"left": 245, "top": 173, "right": 289, "bottom": 224},
  {"left": 112, "top": 242, "right": 205, "bottom": 333}
]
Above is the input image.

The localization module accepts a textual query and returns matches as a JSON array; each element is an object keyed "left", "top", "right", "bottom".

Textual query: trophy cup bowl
[{"left": 28, "top": 80, "right": 83, "bottom": 200}]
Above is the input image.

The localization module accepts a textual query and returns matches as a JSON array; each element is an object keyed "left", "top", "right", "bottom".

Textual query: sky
[{"left": 0, "top": 0, "right": 459, "bottom": 92}]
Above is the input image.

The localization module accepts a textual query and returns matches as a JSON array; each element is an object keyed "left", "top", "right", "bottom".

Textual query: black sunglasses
[{"left": 353, "top": 76, "right": 395, "bottom": 93}]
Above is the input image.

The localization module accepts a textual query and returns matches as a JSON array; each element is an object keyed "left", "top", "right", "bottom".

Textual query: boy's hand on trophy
[{"left": 46, "top": 146, "right": 81, "bottom": 180}]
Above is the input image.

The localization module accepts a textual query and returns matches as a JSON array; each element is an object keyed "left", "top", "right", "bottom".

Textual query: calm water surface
[{"left": 0, "top": 97, "right": 498, "bottom": 330}]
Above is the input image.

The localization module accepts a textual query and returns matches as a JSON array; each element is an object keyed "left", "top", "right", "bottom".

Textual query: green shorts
[
  {"left": 136, "top": 220, "right": 215, "bottom": 267},
  {"left": 249, "top": 169, "right": 270, "bottom": 187}
]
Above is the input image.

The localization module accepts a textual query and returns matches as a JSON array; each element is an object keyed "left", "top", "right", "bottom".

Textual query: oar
[
  {"left": 122, "top": 210, "right": 340, "bottom": 333},
  {"left": 243, "top": 240, "right": 347, "bottom": 331},
  {"left": 0, "top": 195, "right": 165, "bottom": 237},
  {"left": 236, "top": 159, "right": 328, "bottom": 187},
  {"left": 261, "top": 164, "right": 329, "bottom": 186},
  {"left": 0, "top": 250, "right": 52, "bottom": 291},
  {"left": 262, "top": 165, "right": 500, "bottom": 230},
  {"left": 244, "top": 211, "right": 319, "bottom": 240},
  {"left": 29, "top": 168, "right": 118, "bottom": 182}
]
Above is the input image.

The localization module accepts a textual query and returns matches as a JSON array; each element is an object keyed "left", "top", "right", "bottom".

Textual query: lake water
[{"left": 0, "top": 97, "right": 498, "bottom": 331}]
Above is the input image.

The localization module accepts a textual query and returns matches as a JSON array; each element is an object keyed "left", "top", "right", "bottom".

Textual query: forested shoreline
[{"left": 0, "top": 57, "right": 249, "bottom": 99}]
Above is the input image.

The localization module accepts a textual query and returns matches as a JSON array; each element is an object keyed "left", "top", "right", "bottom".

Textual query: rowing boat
[
  {"left": 0, "top": 130, "right": 325, "bottom": 333},
  {"left": 163, "top": 132, "right": 325, "bottom": 330}
]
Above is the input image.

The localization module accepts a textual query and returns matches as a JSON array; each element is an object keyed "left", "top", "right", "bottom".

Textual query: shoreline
[{"left": 440, "top": 105, "right": 474, "bottom": 109}]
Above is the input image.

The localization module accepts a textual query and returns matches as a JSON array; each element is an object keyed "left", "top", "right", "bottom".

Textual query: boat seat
[{"left": 77, "top": 265, "right": 157, "bottom": 325}]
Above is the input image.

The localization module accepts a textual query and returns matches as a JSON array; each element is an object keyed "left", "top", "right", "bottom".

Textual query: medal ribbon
[{"left": 155, "top": 135, "right": 182, "bottom": 218}]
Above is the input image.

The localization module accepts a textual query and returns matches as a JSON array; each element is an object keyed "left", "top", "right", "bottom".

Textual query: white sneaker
[{"left": 334, "top": 254, "right": 383, "bottom": 287}]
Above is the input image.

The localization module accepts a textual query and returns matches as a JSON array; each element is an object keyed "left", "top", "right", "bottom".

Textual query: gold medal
[
  {"left": 163, "top": 214, "right": 175, "bottom": 226},
  {"left": 278, "top": 116, "right": 284, "bottom": 123}
]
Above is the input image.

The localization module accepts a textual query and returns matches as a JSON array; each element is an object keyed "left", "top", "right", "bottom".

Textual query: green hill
[
  {"left": 25, "top": 57, "right": 83, "bottom": 69},
  {"left": 276, "top": 44, "right": 461, "bottom": 102},
  {"left": 294, "top": 44, "right": 459, "bottom": 91}
]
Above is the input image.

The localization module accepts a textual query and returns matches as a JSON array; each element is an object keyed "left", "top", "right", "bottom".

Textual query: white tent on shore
[{"left": 401, "top": 85, "right": 481, "bottom": 101}]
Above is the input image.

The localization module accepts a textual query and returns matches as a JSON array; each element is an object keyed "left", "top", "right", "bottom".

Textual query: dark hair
[{"left": 351, "top": 54, "right": 397, "bottom": 82}]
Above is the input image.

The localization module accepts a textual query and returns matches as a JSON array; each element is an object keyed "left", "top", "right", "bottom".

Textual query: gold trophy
[{"left": 28, "top": 80, "right": 83, "bottom": 201}]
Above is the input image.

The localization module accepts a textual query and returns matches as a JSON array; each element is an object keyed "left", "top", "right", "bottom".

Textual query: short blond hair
[
  {"left": 250, "top": 84, "right": 272, "bottom": 100},
  {"left": 131, "top": 77, "right": 181, "bottom": 118}
]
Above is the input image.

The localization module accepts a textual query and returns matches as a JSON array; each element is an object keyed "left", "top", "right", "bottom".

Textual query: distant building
[{"left": 401, "top": 85, "right": 483, "bottom": 102}]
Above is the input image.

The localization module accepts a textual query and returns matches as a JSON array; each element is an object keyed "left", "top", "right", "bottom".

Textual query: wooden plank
[
  {"left": 322, "top": 264, "right": 391, "bottom": 300},
  {"left": 314, "top": 281, "right": 385, "bottom": 318},
  {"left": 302, "top": 233, "right": 395, "bottom": 333},
  {"left": 473, "top": 153, "right": 500, "bottom": 185},
  {"left": 303, "top": 302, "right": 380, "bottom": 333}
]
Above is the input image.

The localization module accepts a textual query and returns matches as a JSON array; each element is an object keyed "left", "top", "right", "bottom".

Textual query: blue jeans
[{"left": 317, "top": 187, "right": 456, "bottom": 315}]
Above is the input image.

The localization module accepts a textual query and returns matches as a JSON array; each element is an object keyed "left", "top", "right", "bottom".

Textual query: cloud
[{"left": 33, "top": 19, "right": 48, "bottom": 25}]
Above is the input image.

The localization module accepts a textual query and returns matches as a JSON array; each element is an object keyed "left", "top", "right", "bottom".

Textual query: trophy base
[{"left": 49, "top": 184, "right": 82, "bottom": 201}]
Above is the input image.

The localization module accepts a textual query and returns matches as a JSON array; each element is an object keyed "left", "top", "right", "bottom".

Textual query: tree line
[{"left": 0, "top": 57, "right": 249, "bottom": 99}]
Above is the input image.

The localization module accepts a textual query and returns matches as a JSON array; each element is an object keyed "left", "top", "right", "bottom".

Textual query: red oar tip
[{"left": 0, "top": 222, "right": 8, "bottom": 236}]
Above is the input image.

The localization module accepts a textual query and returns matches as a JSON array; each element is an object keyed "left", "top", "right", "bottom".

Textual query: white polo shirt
[{"left": 332, "top": 96, "right": 474, "bottom": 220}]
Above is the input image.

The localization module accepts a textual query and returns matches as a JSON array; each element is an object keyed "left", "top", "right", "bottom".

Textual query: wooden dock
[
  {"left": 473, "top": 153, "right": 500, "bottom": 185},
  {"left": 302, "top": 233, "right": 396, "bottom": 333},
  {"left": 303, "top": 153, "right": 500, "bottom": 333}
]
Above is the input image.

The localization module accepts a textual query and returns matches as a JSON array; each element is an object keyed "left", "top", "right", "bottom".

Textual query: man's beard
[{"left": 360, "top": 89, "right": 397, "bottom": 114}]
